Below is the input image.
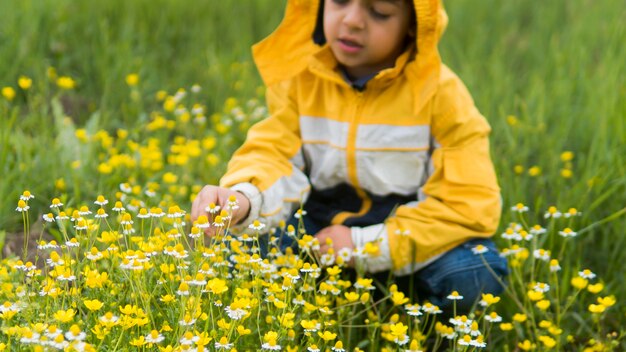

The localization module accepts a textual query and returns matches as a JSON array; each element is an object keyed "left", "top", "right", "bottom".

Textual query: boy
[{"left": 191, "top": 0, "right": 507, "bottom": 314}]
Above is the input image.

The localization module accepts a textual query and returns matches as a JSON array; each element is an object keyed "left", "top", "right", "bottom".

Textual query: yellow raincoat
[{"left": 220, "top": 0, "right": 501, "bottom": 274}]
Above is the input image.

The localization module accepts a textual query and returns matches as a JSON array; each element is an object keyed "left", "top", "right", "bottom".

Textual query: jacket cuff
[
  {"left": 229, "top": 182, "right": 262, "bottom": 229},
  {"left": 351, "top": 224, "right": 393, "bottom": 273}
]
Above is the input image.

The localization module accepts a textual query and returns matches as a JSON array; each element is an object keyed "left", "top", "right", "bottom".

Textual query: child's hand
[
  {"left": 315, "top": 225, "right": 355, "bottom": 265},
  {"left": 191, "top": 185, "right": 251, "bottom": 236}
]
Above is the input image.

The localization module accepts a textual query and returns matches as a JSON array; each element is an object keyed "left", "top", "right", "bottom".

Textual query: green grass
[{"left": 1, "top": 0, "right": 625, "bottom": 344}]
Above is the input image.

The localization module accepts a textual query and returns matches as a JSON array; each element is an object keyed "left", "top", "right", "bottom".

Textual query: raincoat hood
[{"left": 253, "top": 0, "right": 448, "bottom": 97}]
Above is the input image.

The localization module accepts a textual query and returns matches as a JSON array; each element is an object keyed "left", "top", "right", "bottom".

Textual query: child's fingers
[{"left": 190, "top": 185, "right": 218, "bottom": 222}]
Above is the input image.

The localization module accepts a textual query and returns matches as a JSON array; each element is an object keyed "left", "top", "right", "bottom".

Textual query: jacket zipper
[{"left": 331, "top": 89, "right": 372, "bottom": 225}]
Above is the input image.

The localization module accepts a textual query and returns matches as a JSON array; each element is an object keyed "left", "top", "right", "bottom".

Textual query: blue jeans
[
  {"left": 259, "top": 216, "right": 508, "bottom": 317},
  {"left": 376, "top": 237, "right": 508, "bottom": 317}
]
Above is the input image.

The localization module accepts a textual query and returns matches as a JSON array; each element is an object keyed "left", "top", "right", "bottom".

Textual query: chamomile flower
[
  {"left": 178, "top": 315, "right": 197, "bottom": 327},
  {"left": 485, "top": 312, "right": 502, "bottom": 323},
  {"left": 64, "top": 325, "right": 86, "bottom": 341},
  {"left": 85, "top": 247, "right": 103, "bottom": 261},
  {"left": 564, "top": 208, "right": 581, "bottom": 218},
  {"left": 50, "top": 198, "right": 64, "bottom": 208},
  {"left": 94, "top": 208, "right": 108, "bottom": 219},
  {"left": 205, "top": 203, "right": 221, "bottom": 214},
  {"left": 533, "top": 249, "right": 551, "bottom": 261},
  {"left": 137, "top": 208, "right": 151, "bottom": 219},
  {"left": 544, "top": 206, "right": 562, "bottom": 219},
  {"left": 78, "top": 206, "right": 92, "bottom": 216},
  {"left": 530, "top": 225, "right": 547, "bottom": 235},
  {"left": 145, "top": 330, "right": 165, "bottom": 343},
  {"left": 73, "top": 219, "right": 89, "bottom": 231},
  {"left": 447, "top": 291, "right": 464, "bottom": 300},
  {"left": 249, "top": 220, "right": 266, "bottom": 231},
  {"left": 20, "top": 190, "right": 34, "bottom": 201},
  {"left": 579, "top": 269, "right": 596, "bottom": 279},
  {"left": 320, "top": 253, "right": 335, "bottom": 266},
  {"left": 150, "top": 207, "right": 165, "bottom": 218},
  {"left": 511, "top": 203, "right": 529, "bottom": 213},
  {"left": 294, "top": 209, "right": 307, "bottom": 219},
  {"left": 227, "top": 195, "right": 239, "bottom": 210},
  {"left": 337, "top": 248, "right": 353, "bottom": 263},
  {"left": 331, "top": 341, "right": 346, "bottom": 352},
  {"left": 404, "top": 304, "right": 422, "bottom": 316},
  {"left": 213, "top": 216, "right": 225, "bottom": 227},
  {"left": 471, "top": 244, "right": 489, "bottom": 255},
  {"left": 214, "top": 336, "right": 233, "bottom": 350},
  {"left": 43, "top": 213, "right": 55, "bottom": 223},
  {"left": 534, "top": 282, "right": 550, "bottom": 293},
  {"left": 112, "top": 201, "right": 125, "bottom": 212},
  {"left": 16, "top": 200, "right": 29, "bottom": 212},
  {"left": 549, "top": 259, "right": 561, "bottom": 272},
  {"left": 421, "top": 302, "right": 442, "bottom": 314},
  {"left": 558, "top": 228, "right": 578, "bottom": 238},
  {"left": 119, "top": 183, "right": 132, "bottom": 193},
  {"left": 501, "top": 228, "right": 521, "bottom": 241},
  {"left": 94, "top": 195, "right": 108, "bottom": 206}
]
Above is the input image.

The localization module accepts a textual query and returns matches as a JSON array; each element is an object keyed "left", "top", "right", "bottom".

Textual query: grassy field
[{"left": 1, "top": 0, "right": 625, "bottom": 350}]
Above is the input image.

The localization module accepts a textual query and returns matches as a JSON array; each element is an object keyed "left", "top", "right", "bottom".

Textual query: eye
[
  {"left": 369, "top": 7, "right": 391, "bottom": 20},
  {"left": 331, "top": 0, "right": 350, "bottom": 5}
]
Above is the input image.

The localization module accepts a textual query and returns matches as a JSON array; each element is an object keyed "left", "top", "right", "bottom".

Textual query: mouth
[
  {"left": 338, "top": 38, "right": 363, "bottom": 48},
  {"left": 337, "top": 38, "right": 363, "bottom": 54}
]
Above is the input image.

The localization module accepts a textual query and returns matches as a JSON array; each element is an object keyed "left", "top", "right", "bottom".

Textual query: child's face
[{"left": 323, "top": 0, "right": 413, "bottom": 79}]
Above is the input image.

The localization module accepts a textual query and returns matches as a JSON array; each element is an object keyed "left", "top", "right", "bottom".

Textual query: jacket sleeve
[
  {"left": 219, "top": 79, "right": 311, "bottom": 229},
  {"left": 352, "top": 67, "right": 501, "bottom": 274}
]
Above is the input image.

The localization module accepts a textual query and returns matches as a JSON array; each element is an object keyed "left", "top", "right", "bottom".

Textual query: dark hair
[
  {"left": 312, "top": 0, "right": 327, "bottom": 45},
  {"left": 311, "top": 0, "right": 417, "bottom": 46}
]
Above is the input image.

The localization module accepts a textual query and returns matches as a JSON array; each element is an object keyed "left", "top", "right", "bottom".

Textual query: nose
[{"left": 342, "top": 3, "right": 365, "bottom": 30}]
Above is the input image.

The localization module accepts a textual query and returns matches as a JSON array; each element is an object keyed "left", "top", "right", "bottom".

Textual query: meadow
[{"left": 0, "top": 0, "right": 625, "bottom": 350}]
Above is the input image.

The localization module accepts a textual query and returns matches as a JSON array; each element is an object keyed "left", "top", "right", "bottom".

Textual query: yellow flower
[
  {"left": 571, "top": 276, "right": 588, "bottom": 290},
  {"left": 597, "top": 295, "right": 616, "bottom": 308},
  {"left": 538, "top": 320, "right": 552, "bottom": 329},
  {"left": 126, "top": 73, "right": 139, "bottom": 86},
  {"left": 1, "top": 87, "right": 15, "bottom": 101},
  {"left": 318, "top": 331, "right": 337, "bottom": 341},
  {"left": 527, "top": 290, "right": 544, "bottom": 301},
  {"left": 237, "top": 325, "right": 251, "bottom": 335},
  {"left": 389, "top": 322, "right": 408, "bottom": 338},
  {"left": 513, "top": 313, "right": 527, "bottom": 323},
  {"left": 83, "top": 299, "right": 104, "bottom": 311},
  {"left": 500, "top": 323, "right": 513, "bottom": 331},
  {"left": 560, "top": 169, "right": 573, "bottom": 178},
  {"left": 539, "top": 335, "right": 556, "bottom": 348},
  {"left": 506, "top": 115, "right": 519, "bottom": 126},
  {"left": 587, "top": 283, "right": 604, "bottom": 294},
  {"left": 206, "top": 278, "right": 229, "bottom": 295},
  {"left": 391, "top": 291, "right": 409, "bottom": 306},
  {"left": 528, "top": 166, "right": 542, "bottom": 177},
  {"left": 560, "top": 151, "right": 574, "bottom": 161},
  {"left": 344, "top": 292, "right": 359, "bottom": 303},
  {"left": 514, "top": 165, "right": 524, "bottom": 174},
  {"left": 57, "top": 76, "right": 76, "bottom": 90},
  {"left": 536, "top": 299, "right": 551, "bottom": 310},
  {"left": 130, "top": 336, "right": 146, "bottom": 346},
  {"left": 160, "top": 294, "right": 175, "bottom": 303},
  {"left": 53, "top": 308, "right": 76, "bottom": 323},
  {"left": 549, "top": 326, "right": 563, "bottom": 336},
  {"left": 98, "top": 162, "right": 113, "bottom": 174},
  {"left": 18, "top": 76, "right": 32, "bottom": 90},
  {"left": 480, "top": 293, "right": 501, "bottom": 306},
  {"left": 518, "top": 340, "right": 535, "bottom": 351}
]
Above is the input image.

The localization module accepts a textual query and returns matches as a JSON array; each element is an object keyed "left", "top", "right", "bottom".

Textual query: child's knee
[{"left": 416, "top": 239, "right": 509, "bottom": 315}]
